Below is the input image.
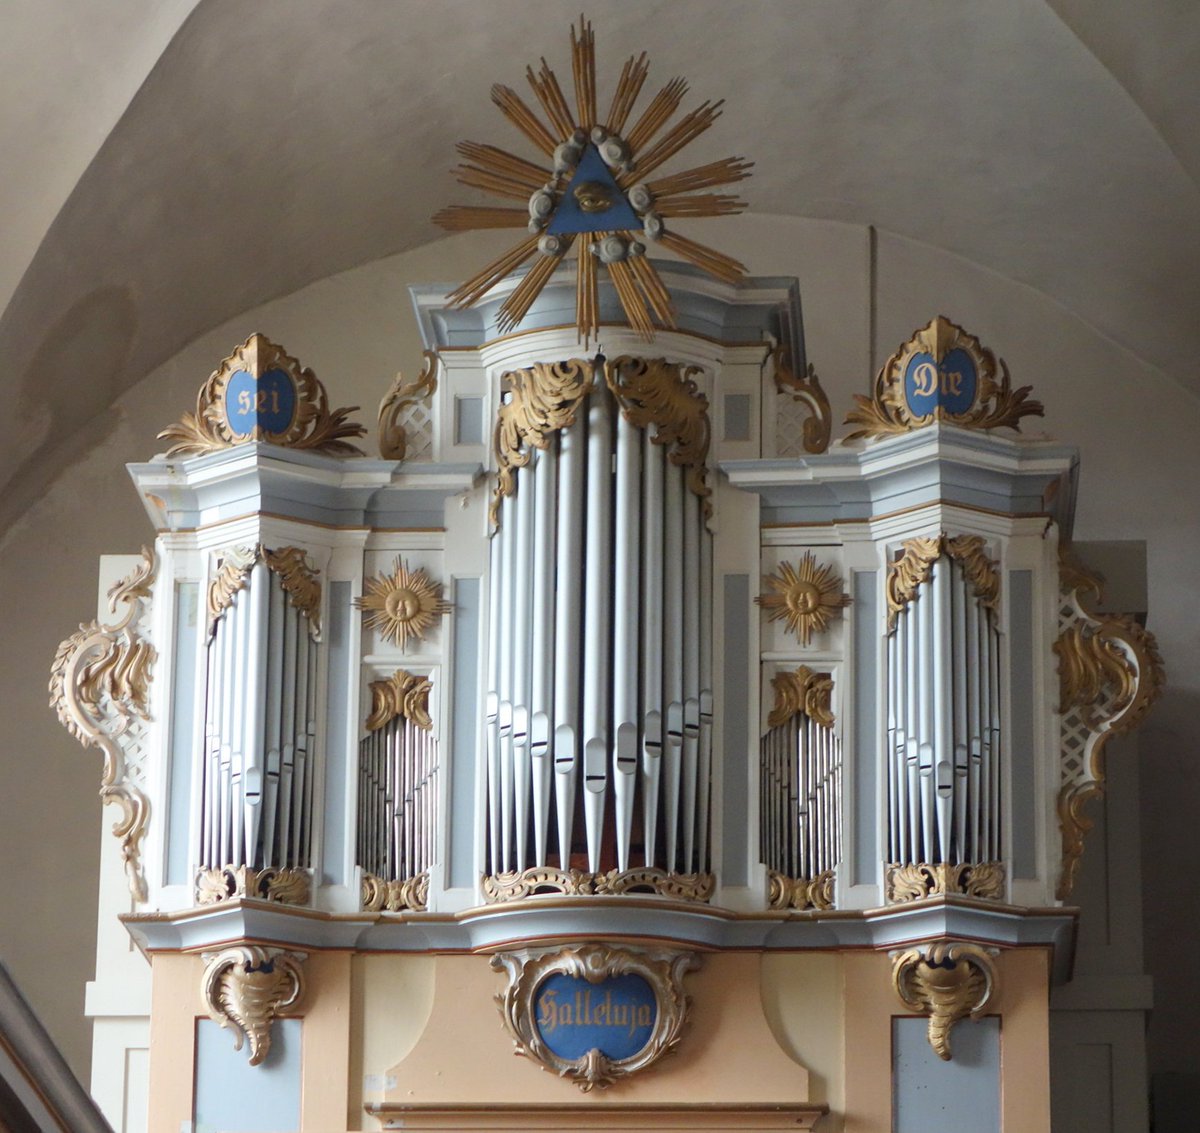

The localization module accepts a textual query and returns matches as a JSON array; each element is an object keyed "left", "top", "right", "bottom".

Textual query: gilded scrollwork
[
  {"left": 202, "top": 946, "right": 306, "bottom": 1067},
  {"left": 767, "top": 868, "right": 834, "bottom": 911},
  {"left": 491, "top": 358, "right": 595, "bottom": 525},
  {"left": 756, "top": 552, "right": 851, "bottom": 648},
  {"left": 1054, "top": 545, "right": 1164, "bottom": 898},
  {"left": 891, "top": 942, "right": 998, "bottom": 1061},
  {"left": 207, "top": 545, "right": 321, "bottom": 638},
  {"left": 49, "top": 548, "right": 158, "bottom": 901},
  {"left": 195, "top": 865, "right": 311, "bottom": 906},
  {"left": 845, "top": 315, "right": 1042, "bottom": 441},
  {"left": 366, "top": 670, "right": 433, "bottom": 732},
  {"left": 605, "top": 355, "right": 712, "bottom": 513},
  {"left": 361, "top": 871, "right": 430, "bottom": 912},
  {"left": 355, "top": 558, "right": 451, "bottom": 650},
  {"left": 157, "top": 333, "right": 365, "bottom": 457},
  {"left": 886, "top": 533, "right": 1000, "bottom": 631},
  {"left": 492, "top": 944, "right": 699, "bottom": 1091},
  {"left": 767, "top": 666, "right": 835, "bottom": 730},
  {"left": 481, "top": 866, "right": 714, "bottom": 903},
  {"left": 771, "top": 338, "right": 831, "bottom": 454},
  {"left": 885, "top": 861, "right": 1006, "bottom": 903},
  {"left": 378, "top": 350, "right": 439, "bottom": 461}
]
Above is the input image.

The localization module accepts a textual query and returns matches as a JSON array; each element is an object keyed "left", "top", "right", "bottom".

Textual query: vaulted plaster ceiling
[{"left": 2, "top": 0, "right": 1197, "bottom": 534}]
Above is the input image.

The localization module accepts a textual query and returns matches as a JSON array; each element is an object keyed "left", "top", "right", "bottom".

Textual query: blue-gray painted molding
[
  {"left": 128, "top": 446, "right": 481, "bottom": 531},
  {"left": 411, "top": 263, "right": 807, "bottom": 373},
  {"left": 893, "top": 1015, "right": 1000, "bottom": 1133},
  {"left": 722, "top": 425, "right": 1079, "bottom": 531}
]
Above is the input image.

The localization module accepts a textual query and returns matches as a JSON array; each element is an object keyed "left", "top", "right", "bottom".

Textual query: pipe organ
[
  {"left": 55, "top": 273, "right": 1163, "bottom": 1131},
  {"left": 483, "top": 356, "right": 713, "bottom": 892}
]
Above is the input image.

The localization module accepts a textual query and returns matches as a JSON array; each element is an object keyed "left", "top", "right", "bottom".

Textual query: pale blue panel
[
  {"left": 721, "top": 575, "right": 750, "bottom": 886},
  {"left": 321, "top": 581, "right": 351, "bottom": 885},
  {"left": 167, "top": 582, "right": 199, "bottom": 886},
  {"left": 449, "top": 578, "right": 481, "bottom": 889},
  {"left": 852, "top": 571, "right": 878, "bottom": 886},
  {"left": 194, "top": 1017, "right": 301, "bottom": 1132},
  {"left": 893, "top": 1015, "right": 1000, "bottom": 1133},
  {"left": 455, "top": 397, "right": 484, "bottom": 446},
  {"left": 1008, "top": 570, "right": 1036, "bottom": 878},
  {"left": 723, "top": 394, "right": 751, "bottom": 441}
]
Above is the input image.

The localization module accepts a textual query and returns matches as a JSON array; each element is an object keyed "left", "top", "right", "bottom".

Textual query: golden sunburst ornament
[
  {"left": 355, "top": 559, "right": 452, "bottom": 650},
  {"left": 433, "top": 17, "right": 752, "bottom": 340},
  {"left": 756, "top": 553, "right": 851, "bottom": 647}
]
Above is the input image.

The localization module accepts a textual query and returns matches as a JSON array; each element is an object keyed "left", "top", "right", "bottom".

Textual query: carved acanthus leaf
[
  {"left": 481, "top": 866, "right": 714, "bottom": 903},
  {"left": 207, "top": 545, "right": 259, "bottom": 628},
  {"left": 263, "top": 546, "right": 322, "bottom": 638},
  {"left": 605, "top": 355, "right": 711, "bottom": 513},
  {"left": 49, "top": 547, "right": 157, "bottom": 901},
  {"left": 366, "top": 670, "right": 433, "bottom": 731},
  {"left": 886, "top": 533, "right": 1000, "bottom": 631},
  {"left": 767, "top": 869, "right": 834, "bottom": 911},
  {"left": 1054, "top": 544, "right": 1164, "bottom": 898},
  {"left": 772, "top": 340, "right": 831, "bottom": 454},
  {"left": 891, "top": 942, "right": 997, "bottom": 1060},
  {"left": 202, "top": 946, "right": 305, "bottom": 1066},
  {"left": 767, "top": 666, "right": 835, "bottom": 730},
  {"left": 491, "top": 358, "right": 595, "bottom": 526},
  {"left": 885, "top": 861, "right": 1006, "bottom": 903},
  {"left": 361, "top": 871, "right": 430, "bottom": 912},
  {"left": 158, "top": 333, "right": 365, "bottom": 457},
  {"left": 379, "top": 350, "right": 439, "bottom": 461},
  {"left": 195, "top": 865, "right": 311, "bottom": 906}
]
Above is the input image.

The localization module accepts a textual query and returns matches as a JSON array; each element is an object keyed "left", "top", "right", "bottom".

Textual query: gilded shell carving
[
  {"left": 195, "top": 865, "right": 311, "bottom": 906},
  {"left": 891, "top": 942, "right": 997, "bottom": 1060},
  {"left": 202, "top": 946, "right": 305, "bottom": 1066},
  {"left": 767, "top": 868, "right": 835, "bottom": 911},
  {"left": 49, "top": 547, "right": 158, "bottom": 901}
]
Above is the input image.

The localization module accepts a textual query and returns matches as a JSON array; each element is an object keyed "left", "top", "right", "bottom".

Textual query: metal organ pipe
[
  {"left": 581, "top": 386, "right": 613, "bottom": 872},
  {"left": 511, "top": 454, "right": 536, "bottom": 869},
  {"left": 640, "top": 429, "right": 665, "bottom": 866},
  {"left": 529, "top": 447, "right": 557, "bottom": 869}
]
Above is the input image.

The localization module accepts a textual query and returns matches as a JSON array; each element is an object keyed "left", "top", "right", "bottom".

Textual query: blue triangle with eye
[{"left": 546, "top": 144, "right": 642, "bottom": 235}]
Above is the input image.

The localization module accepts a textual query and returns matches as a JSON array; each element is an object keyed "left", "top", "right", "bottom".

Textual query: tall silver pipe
[
  {"left": 511, "top": 459, "right": 536, "bottom": 869},
  {"left": 640, "top": 432, "right": 665, "bottom": 866},
  {"left": 484, "top": 530, "right": 503, "bottom": 873},
  {"left": 497, "top": 489, "right": 517, "bottom": 871},
  {"left": 553, "top": 413, "right": 586, "bottom": 869},
  {"left": 529, "top": 446, "right": 558, "bottom": 867},
  {"left": 581, "top": 387, "right": 612, "bottom": 872},
  {"left": 662, "top": 462, "right": 685, "bottom": 872},
  {"left": 681, "top": 488, "right": 701, "bottom": 873}
]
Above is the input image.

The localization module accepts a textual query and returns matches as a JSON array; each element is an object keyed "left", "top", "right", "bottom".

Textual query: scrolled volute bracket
[
  {"left": 891, "top": 942, "right": 997, "bottom": 1060},
  {"left": 201, "top": 946, "right": 306, "bottom": 1066}
]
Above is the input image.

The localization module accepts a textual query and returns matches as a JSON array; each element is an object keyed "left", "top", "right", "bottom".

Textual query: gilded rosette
[
  {"left": 891, "top": 942, "right": 997, "bottom": 1061},
  {"left": 845, "top": 315, "right": 1042, "bottom": 441},
  {"left": 157, "top": 333, "right": 365, "bottom": 457},
  {"left": 355, "top": 559, "right": 451, "bottom": 650},
  {"left": 49, "top": 547, "right": 157, "bottom": 901},
  {"left": 757, "top": 552, "right": 851, "bottom": 647}
]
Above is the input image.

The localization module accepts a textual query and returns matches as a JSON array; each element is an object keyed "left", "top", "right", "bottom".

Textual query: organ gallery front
[{"left": 51, "top": 20, "right": 1161, "bottom": 1133}]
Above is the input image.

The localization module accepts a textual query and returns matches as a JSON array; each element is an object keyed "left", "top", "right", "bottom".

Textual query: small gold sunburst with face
[
  {"left": 756, "top": 552, "right": 851, "bottom": 647},
  {"left": 355, "top": 559, "right": 452, "bottom": 650}
]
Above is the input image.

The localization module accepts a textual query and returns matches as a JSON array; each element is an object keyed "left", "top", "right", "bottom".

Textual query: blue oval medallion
[
  {"left": 534, "top": 972, "right": 656, "bottom": 1061},
  {"left": 903, "top": 348, "right": 977, "bottom": 419},
  {"left": 223, "top": 368, "right": 298, "bottom": 438}
]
